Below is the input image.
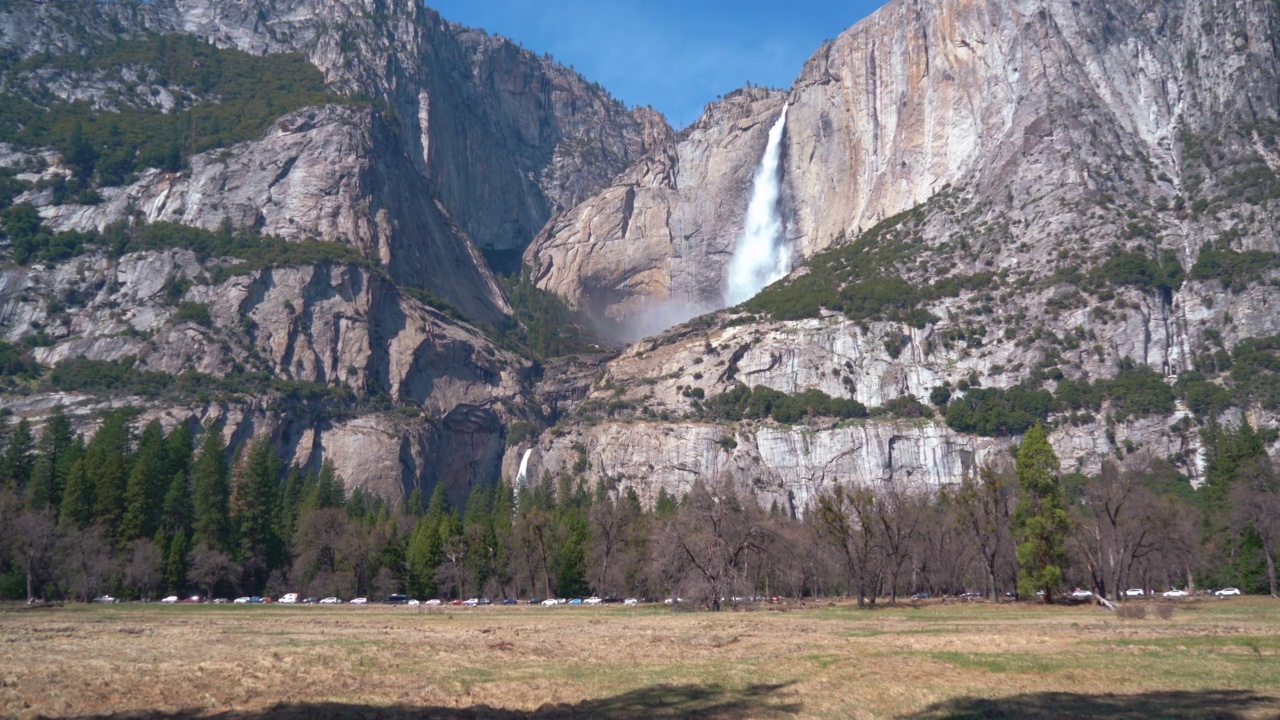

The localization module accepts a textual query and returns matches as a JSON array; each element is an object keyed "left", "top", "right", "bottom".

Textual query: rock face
[
  {"left": 0, "top": 0, "right": 666, "bottom": 502},
  {"left": 5, "top": 0, "right": 1280, "bottom": 509},
  {"left": 513, "top": 0, "right": 1280, "bottom": 504},
  {"left": 527, "top": 88, "right": 786, "bottom": 334},
  {"left": 527, "top": 0, "right": 1280, "bottom": 324}
]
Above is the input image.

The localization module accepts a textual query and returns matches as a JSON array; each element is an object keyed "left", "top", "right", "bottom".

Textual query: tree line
[{"left": 0, "top": 410, "right": 1276, "bottom": 605}]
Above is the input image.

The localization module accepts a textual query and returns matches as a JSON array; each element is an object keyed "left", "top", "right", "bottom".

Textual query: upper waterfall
[{"left": 724, "top": 105, "right": 791, "bottom": 306}]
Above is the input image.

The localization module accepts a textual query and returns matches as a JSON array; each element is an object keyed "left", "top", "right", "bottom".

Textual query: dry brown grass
[{"left": 1, "top": 597, "right": 1278, "bottom": 719}]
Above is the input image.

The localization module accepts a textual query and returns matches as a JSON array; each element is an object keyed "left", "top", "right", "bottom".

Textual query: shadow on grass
[
  {"left": 899, "top": 689, "right": 1280, "bottom": 719},
  {"left": 63, "top": 682, "right": 800, "bottom": 720}
]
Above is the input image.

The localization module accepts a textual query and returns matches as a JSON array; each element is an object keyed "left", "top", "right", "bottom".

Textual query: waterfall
[
  {"left": 514, "top": 448, "right": 533, "bottom": 489},
  {"left": 724, "top": 105, "right": 791, "bottom": 306}
]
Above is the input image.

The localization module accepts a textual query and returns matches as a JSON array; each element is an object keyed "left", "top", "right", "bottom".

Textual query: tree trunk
[{"left": 1265, "top": 546, "right": 1278, "bottom": 599}]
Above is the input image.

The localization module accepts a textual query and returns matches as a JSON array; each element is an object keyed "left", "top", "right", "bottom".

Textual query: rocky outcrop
[
  {"left": 527, "top": 88, "right": 788, "bottom": 333},
  {"left": 526, "top": 0, "right": 1280, "bottom": 327},
  {"left": 507, "top": 0, "right": 1280, "bottom": 504}
]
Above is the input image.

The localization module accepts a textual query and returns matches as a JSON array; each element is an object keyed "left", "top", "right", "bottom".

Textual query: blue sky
[{"left": 428, "top": 1, "right": 886, "bottom": 128}]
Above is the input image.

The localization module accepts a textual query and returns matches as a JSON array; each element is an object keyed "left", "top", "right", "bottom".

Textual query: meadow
[{"left": 2, "top": 597, "right": 1278, "bottom": 719}]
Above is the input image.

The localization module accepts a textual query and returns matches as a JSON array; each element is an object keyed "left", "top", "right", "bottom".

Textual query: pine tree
[
  {"left": 86, "top": 413, "right": 131, "bottom": 535},
  {"left": 120, "top": 420, "right": 167, "bottom": 542},
  {"left": 190, "top": 426, "right": 231, "bottom": 552},
  {"left": 231, "top": 438, "right": 282, "bottom": 566},
  {"left": 26, "top": 406, "right": 74, "bottom": 510},
  {"left": 1, "top": 418, "right": 35, "bottom": 491},
  {"left": 1012, "top": 424, "right": 1069, "bottom": 603},
  {"left": 164, "top": 528, "right": 190, "bottom": 593},
  {"left": 164, "top": 423, "right": 194, "bottom": 480},
  {"left": 58, "top": 458, "right": 93, "bottom": 528},
  {"left": 159, "top": 470, "right": 192, "bottom": 538},
  {"left": 278, "top": 464, "right": 304, "bottom": 541}
]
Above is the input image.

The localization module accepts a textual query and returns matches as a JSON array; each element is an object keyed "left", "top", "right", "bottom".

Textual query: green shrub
[
  {"left": 704, "top": 383, "right": 868, "bottom": 425},
  {"left": 1230, "top": 335, "right": 1280, "bottom": 410},
  {"left": 944, "top": 384, "right": 1054, "bottom": 437},
  {"left": 172, "top": 301, "right": 212, "bottom": 328},
  {"left": 1190, "top": 246, "right": 1280, "bottom": 292},
  {"left": 0, "top": 34, "right": 348, "bottom": 185},
  {"left": 1107, "top": 359, "right": 1175, "bottom": 420},
  {"left": 743, "top": 206, "right": 991, "bottom": 325}
]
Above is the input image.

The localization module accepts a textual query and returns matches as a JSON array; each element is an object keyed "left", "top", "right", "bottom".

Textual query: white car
[
  {"left": 1215, "top": 588, "right": 1242, "bottom": 597},
  {"left": 350, "top": 597, "right": 368, "bottom": 605},
  {"left": 425, "top": 599, "right": 442, "bottom": 606},
  {"left": 319, "top": 596, "right": 341, "bottom": 604},
  {"left": 233, "top": 596, "right": 250, "bottom": 604},
  {"left": 624, "top": 598, "right": 639, "bottom": 606},
  {"left": 584, "top": 596, "right": 603, "bottom": 605},
  {"left": 463, "top": 598, "right": 479, "bottom": 607},
  {"left": 160, "top": 595, "right": 179, "bottom": 604},
  {"left": 1124, "top": 589, "right": 1145, "bottom": 597},
  {"left": 407, "top": 599, "right": 420, "bottom": 606},
  {"left": 1163, "top": 589, "right": 1189, "bottom": 598},
  {"left": 1070, "top": 589, "right": 1093, "bottom": 600},
  {"left": 541, "top": 598, "right": 558, "bottom": 606},
  {"left": 279, "top": 593, "right": 298, "bottom": 604}
]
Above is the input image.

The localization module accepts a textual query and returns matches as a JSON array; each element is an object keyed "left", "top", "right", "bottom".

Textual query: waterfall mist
[{"left": 724, "top": 105, "right": 791, "bottom": 306}]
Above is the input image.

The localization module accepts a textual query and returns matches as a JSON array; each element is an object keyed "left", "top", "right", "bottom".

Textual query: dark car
[
  {"left": 528, "top": 597, "right": 545, "bottom": 605},
  {"left": 478, "top": 598, "right": 492, "bottom": 606},
  {"left": 302, "top": 597, "right": 319, "bottom": 604},
  {"left": 384, "top": 594, "right": 409, "bottom": 605},
  {"left": 910, "top": 592, "right": 930, "bottom": 600},
  {"left": 501, "top": 598, "right": 518, "bottom": 605}
]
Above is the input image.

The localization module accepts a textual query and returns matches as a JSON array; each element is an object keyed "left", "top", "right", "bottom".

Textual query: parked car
[
  {"left": 910, "top": 592, "right": 930, "bottom": 600},
  {"left": 319, "top": 597, "right": 341, "bottom": 604},
  {"left": 528, "top": 598, "right": 545, "bottom": 605},
  {"left": 248, "top": 596, "right": 265, "bottom": 604},
  {"left": 568, "top": 598, "right": 583, "bottom": 605},
  {"left": 479, "top": 598, "right": 492, "bottom": 606},
  {"left": 501, "top": 598, "right": 518, "bottom": 605},
  {"left": 425, "top": 599, "right": 442, "bottom": 606},
  {"left": 384, "top": 594, "right": 409, "bottom": 605},
  {"left": 302, "top": 597, "right": 319, "bottom": 605},
  {"left": 350, "top": 597, "right": 368, "bottom": 605},
  {"left": 279, "top": 593, "right": 298, "bottom": 604},
  {"left": 181, "top": 595, "right": 203, "bottom": 603},
  {"left": 1215, "top": 587, "right": 1242, "bottom": 597},
  {"left": 1070, "top": 589, "right": 1094, "bottom": 600},
  {"left": 1124, "top": 588, "right": 1145, "bottom": 597},
  {"left": 541, "top": 598, "right": 558, "bottom": 606},
  {"left": 1163, "top": 589, "right": 1189, "bottom": 598},
  {"left": 92, "top": 595, "right": 119, "bottom": 604},
  {"left": 584, "top": 596, "right": 603, "bottom": 605},
  {"left": 463, "top": 598, "right": 479, "bottom": 607},
  {"left": 450, "top": 599, "right": 464, "bottom": 606},
  {"left": 961, "top": 591, "right": 984, "bottom": 599},
  {"left": 160, "top": 595, "right": 179, "bottom": 604},
  {"left": 212, "top": 598, "right": 229, "bottom": 604},
  {"left": 407, "top": 599, "right": 420, "bottom": 606},
  {"left": 624, "top": 598, "right": 639, "bottom": 606}
]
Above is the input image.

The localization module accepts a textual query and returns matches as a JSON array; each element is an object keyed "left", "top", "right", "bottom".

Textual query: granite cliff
[{"left": 3, "top": 0, "right": 1280, "bottom": 509}]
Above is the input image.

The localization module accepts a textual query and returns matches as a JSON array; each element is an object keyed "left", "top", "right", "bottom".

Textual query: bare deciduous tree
[
  {"left": 815, "top": 484, "right": 886, "bottom": 606},
  {"left": 12, "top": 508, "right": 56, "bottom": 601},
  {"left": 55, "top": 522, "right": 115, "bottom": 602},
  {"left": 1230, "top": 456, "right": 1280, "bottom": 598},
  {"left": 125, "top": 538, "right": 163, "bottom": 600},
  {"left": 186, "top": 543, "right": 238, "bottom": 600},
  {"left": 955, "top": 463, "right": 1016, "bottom": 600},
  {"left": 657, "top": 478, "right": 772, "bottom": 610}
]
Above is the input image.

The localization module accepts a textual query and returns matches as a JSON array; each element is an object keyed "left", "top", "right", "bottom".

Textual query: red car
[
  {"left": 180, "top": 595, "right": 204, "bottom": 603},
  {"left": 449, "top": 599, "right": 464, "bottom": 606}
]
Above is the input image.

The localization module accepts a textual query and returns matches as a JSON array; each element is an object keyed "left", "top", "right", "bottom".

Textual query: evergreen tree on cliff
[{"left": 1013, "top": 424, "right": 1069, "bottom": 603}]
